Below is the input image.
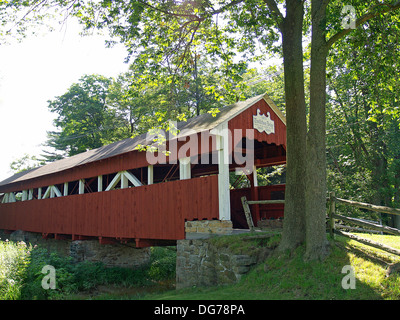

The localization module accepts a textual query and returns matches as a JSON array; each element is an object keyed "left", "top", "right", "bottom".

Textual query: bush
[
  {"left": 20, "top": 247, "right": 76, "bottom": 299},
  {"left": 21, "top": 247, "right": 155, "bottom": 299},
  {"left": 148, "top": 247, "right": 176, "bottom": 281},
  {"left": 0, "top": 240, "right": 31, "bottom": 300},
  {"left": 1, "top": 241, "right": 177, "bottom": 300}
]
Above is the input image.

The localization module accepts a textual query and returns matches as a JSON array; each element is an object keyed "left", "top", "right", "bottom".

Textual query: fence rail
[
  {"left": 240, "top": 196, "right": 284, "bottom": 232},
  {"left": 241, "top": 192, "right": 400, "bottom": 257},
  {"left": 247, "top": 200, "right": 285, "bottom": 205},
  {"left": 328, "top": 191, "right": 400, "bottom": 257},
  {"left": 332, "top": 213, "right": 400, "bottom": 236},
  {"left": 334, "top": 196, "right": 400, "bottom": 217}
]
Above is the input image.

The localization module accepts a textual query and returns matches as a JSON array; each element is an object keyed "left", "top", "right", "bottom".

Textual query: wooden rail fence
[
  {"left": 241, "top": 192, "right": 400, "bottom": 257},
  {"left": 240, "top": 196, "right": 284, "bottom": 232},
  {"left": 328, "top": 191, "right": 400, "bottom": 257}
]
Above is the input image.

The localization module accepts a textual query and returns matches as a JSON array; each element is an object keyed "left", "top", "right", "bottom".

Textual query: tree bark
[
  {"left": 305, "top": 0, "right": 330, "bottom": 260},
  {"left": 277, "top": 0, "right": 307, "bottom": 252}
]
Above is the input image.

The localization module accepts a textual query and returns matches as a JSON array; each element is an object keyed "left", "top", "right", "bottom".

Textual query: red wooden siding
[
  {"left": 0, "top": 175, "right": 219, "bottom": 242},
  {"left": 0, "top": 151, "right": 150, "bottom": 194},
  {"left": 228, "top": 99, "right": 286, "bottom": 148},
  {"left": 230, "top": 184, "right": 285, "bottom": 229}
]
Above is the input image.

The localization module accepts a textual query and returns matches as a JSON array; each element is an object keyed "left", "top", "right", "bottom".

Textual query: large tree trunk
[
  {"left": 277, "top": 0, "right": 307, "bottom": 252},
  {"left": 305, "top": 0, "right": 330, "bottom": 260}
]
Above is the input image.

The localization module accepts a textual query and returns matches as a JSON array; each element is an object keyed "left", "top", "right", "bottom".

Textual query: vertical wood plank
[{"left": 0, "top": 175, "right": 221, "bottom": 241}]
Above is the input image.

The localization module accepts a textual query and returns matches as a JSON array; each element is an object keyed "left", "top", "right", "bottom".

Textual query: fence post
[
  {"left": 241, "top": 196, "right": 255, "bottom": 232},
  {"left": 329, "top": 191, "right": 336, "bottom": 239}
]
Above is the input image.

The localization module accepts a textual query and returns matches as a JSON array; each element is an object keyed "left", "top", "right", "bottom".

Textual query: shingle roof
[{"left": 0, "top": 93, "right": 284, "bottom": 187}]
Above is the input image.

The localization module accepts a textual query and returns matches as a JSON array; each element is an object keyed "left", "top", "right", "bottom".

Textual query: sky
[{"left": 0, "top": 22, "right": 129, "bottom": 181}]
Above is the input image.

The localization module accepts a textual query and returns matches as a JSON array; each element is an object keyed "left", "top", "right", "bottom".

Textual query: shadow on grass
[
  {"left": 239, "top": 239, "right": 383, "bottom": 300},
  {"left": 146, "top": 236, "right": 394, "bottom": 300}
]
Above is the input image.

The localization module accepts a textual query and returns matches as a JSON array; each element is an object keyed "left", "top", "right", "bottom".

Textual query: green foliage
[
  {"left": 44, "top": 74, "right": 128, "bottom": 160},
  {"left": 21, "top": 247, "right": 83, "bottom": 299},
  {"left": 9, "top": 154, "right": 46, "bottom": 173},
  {"left": 109, "top": 58, "right": 235, "bottom": 136},
  {"left": 1, "top": 241, "right": 178, "bottom": 300},
  {"left": 0, "top": 240, "right": 31, "bottom": 300},
  {"left": 241, "top": 65, "right": 286, "bottom": 112},
  {"left": 257, "top": 165, "right": 286, "bottom": 186},
  {"left": 326, "top": 10, "right": 400, "bottom": 223},
  {"left": 0, "top": 237, "right": 177, "bottom": 300},
  {"left": 148, "top": 247, "right": 176, "bottom": 281},
  {"left": 75, "top": 0, "right": 258, "bottom": 108},
  {"left": 0, "top": 0, "right": 52, "bottom": 43}
]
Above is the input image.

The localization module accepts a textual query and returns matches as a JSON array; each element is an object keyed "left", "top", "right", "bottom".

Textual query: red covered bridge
[{"left": 0, "top": 93, "right": 286, "bottom": 247}]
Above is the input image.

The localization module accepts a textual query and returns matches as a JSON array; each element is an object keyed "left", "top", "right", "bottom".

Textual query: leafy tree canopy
[{"left": 44, "top": 74, "right": 127, "bottom": 160}]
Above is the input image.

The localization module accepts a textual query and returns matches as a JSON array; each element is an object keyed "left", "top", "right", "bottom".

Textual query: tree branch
[
  {"left": 6, "top": 0, "right": 48, "bottom": 33},
  {"left": 209, "top": 0, "right": 246, "bottom": 16},
  {"left": 263, "top": 0, "right": 284, "bottom": 30},
  {"left": 136, "top": 0, "right": 200, "bottom": 20},
  {"left": 137, "top": 0, "right": 245, "bottom": 20},
  {"left": 326, "top": 1, "right": 400, "bottom": 49}
]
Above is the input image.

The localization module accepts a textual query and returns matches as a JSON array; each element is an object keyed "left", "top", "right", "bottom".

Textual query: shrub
[
  {"left": 148, "top": 247, "right": 176, "bottom": 281},
  {"left": 0, "top": 240, "right": 31, "bottom": 300},
  {"left": 20, "top": 245, "right": 177, "bottom": 299},
  {"left": 1, "top": 241, "right": 177, "bottom": 300}
]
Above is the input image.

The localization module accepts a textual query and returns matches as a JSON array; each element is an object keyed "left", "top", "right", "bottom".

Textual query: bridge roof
[{"left": 0, "top": 93, "right": 285, "bottom": 189}]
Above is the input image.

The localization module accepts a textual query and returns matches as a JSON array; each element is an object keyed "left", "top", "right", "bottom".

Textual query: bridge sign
[{"left": 253, "top": 109, "right": 275, "bottom": 134}]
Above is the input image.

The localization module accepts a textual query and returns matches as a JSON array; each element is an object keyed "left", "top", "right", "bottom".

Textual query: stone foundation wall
[
  {"left": 185, "top": 220, "right": 233, "bottom": 235},
  {"left": 176, "top": 238, "right": 270, "bottom": 289},
  {"left": 0, "top": 230, "right": 150, "bottom": 268}
]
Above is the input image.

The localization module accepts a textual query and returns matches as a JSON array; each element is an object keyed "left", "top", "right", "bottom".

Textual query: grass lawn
[{"left": 142, "top": 233, "right": 400, "bottom": 300}]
